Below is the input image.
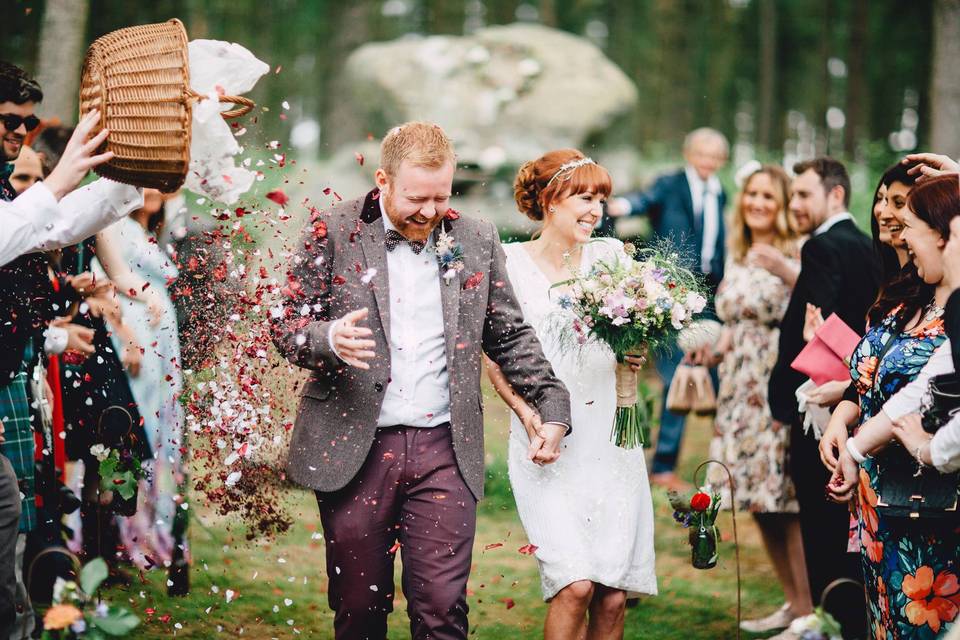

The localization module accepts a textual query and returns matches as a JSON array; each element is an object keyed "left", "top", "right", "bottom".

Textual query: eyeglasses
[{"left": 0, "top": 113, "right": 41, "bottom": 133}]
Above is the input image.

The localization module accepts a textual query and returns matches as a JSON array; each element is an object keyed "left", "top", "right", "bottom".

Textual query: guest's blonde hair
[
  {"left": 728, "top": 165, "right": 797, "bottom": 262},
  {"left": 379, "top": 121, "right": 456, "bottom": 177}
]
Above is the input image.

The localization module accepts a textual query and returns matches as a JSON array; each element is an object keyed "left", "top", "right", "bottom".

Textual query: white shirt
[
  {"left": 329, "top": 199, "right": 451, "bottom": 428},
  {"left": 881, "top": 339, "right": 960, "bottom": 473},
  {"left": 685, "top": 166, "right": 721, "bottom": 274},
  {"left": 813, "top": 211, "right": 855, "bottom": 236},
  {"left": 0, "top": 179, "right": 143, "bottom": 267}
]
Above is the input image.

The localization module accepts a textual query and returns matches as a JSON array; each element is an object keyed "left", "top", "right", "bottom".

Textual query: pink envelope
[{"left": 790, "top": 313, "right": 861, "bottom": 386}]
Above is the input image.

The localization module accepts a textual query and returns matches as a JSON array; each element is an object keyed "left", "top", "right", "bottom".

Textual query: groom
[{"left": 272, "top": 122, "right": 571, "bottom": 639}]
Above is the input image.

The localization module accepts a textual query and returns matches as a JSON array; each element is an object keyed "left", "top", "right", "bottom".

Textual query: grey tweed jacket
[{"left": 272, "top": 189, "right": 571, "bottom": 500}]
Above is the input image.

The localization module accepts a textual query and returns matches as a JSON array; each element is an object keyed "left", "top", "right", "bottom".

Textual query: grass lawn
[{"left": 103, "top": 375, "right": 786, "bottom": 639}]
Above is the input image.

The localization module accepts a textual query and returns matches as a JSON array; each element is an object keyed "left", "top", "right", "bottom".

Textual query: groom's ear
[{"left": 375, "top": 168, "right": 390, "bottom": 193}]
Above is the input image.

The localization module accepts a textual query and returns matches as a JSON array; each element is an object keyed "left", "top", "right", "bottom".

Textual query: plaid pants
[{"left": 0, "top": 366, "right": 36, "bottom": 534}]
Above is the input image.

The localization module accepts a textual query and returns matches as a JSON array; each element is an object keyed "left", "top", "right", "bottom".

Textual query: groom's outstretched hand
[{"left": 330, "top": 308, "right": 376, "bottom": 369}]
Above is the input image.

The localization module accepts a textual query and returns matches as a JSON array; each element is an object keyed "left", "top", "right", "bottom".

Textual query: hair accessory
[
  {"left": 546, "top": 157, "right": 595, "bottom": 187},
  {"left": 734, "top": 160, "right": 763, "bottom": 189}
]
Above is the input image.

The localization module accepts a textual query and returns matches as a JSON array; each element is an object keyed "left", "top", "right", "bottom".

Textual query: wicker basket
[{"left": 79, "top": 19, "right": 253, "bottom": 193}]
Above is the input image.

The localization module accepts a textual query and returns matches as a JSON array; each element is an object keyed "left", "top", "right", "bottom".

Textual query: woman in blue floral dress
[{"left": 830, "top": 176, "right": 960, "bottom": 639}]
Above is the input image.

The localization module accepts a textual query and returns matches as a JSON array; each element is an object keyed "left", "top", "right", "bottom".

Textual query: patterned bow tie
[{"left": 384, "top": 229, "right": 426, "bottom": 254}]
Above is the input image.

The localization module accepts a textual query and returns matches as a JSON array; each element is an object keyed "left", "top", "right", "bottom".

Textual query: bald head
[{"left": 10, "top": 144, "right": 42, "bottom": 194}]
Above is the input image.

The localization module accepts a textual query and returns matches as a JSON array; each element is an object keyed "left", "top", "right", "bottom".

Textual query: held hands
[
  {"left": 521, "top": 411, "right": 564, "bottom": 465},
  {"left": 819, "top": 415, "right": 850, "bottom": 473},
  {"left": 51, "top": 316, "right": 95, "bottom": 356},
  {"left": 803, "top": 303, "right": 824, "bottom": 342},
  {"left": 44, "top": 110, "right": 114, "bottom": 201},
  {"left": 331, "top": 308, "right": 376, "bottom": 369}
]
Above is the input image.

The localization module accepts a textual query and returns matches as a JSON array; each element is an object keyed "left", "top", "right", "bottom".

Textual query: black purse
[{"left": 875, "top": 373, "right": 960, "bottom": 521}]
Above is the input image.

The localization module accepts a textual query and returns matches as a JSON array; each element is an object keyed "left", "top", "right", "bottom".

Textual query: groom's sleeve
[
  {"left": 481, "top": 222, "right": 572, "bottom": 430},
  {"left": 270, "top": 218, "right": 339, "bottom": 370}
]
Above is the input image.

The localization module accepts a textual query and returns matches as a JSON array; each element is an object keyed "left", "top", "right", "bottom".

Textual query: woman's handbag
[
  {"left": 875, "top": 373, "right": 960, "bottom": 521},
  {"left": 666, "top": 365, "right": 717, "bottom": 415}
]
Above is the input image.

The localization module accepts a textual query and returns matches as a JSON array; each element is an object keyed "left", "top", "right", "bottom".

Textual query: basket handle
[{"left": 186, "top": 88, "right": 254, "bottom": 119}]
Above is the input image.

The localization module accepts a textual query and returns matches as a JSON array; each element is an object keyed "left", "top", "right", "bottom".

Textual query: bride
[{"left": 486, "top": 149, "right": 657, "bottom": 639}]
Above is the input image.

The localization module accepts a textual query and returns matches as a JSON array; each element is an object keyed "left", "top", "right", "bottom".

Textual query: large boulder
[{"left": 339, "top": 23, "right": 638, "bottom": 170}]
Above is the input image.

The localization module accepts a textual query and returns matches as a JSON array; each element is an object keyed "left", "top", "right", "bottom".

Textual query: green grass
[{"left": 102, "top": 374, "right": 786, "bottom": 639}]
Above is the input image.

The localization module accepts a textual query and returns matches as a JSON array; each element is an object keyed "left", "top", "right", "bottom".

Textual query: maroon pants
[{"left": 316, "top": 425, "right": 477, "bottom": 640}]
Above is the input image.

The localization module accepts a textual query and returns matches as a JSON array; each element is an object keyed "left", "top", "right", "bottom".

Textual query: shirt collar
[
  {"left": 685, "top": 165, "right": 720, "bottom": 194},
  {"left": 813, "top": 211, "right": 854, "bottom": 236}
]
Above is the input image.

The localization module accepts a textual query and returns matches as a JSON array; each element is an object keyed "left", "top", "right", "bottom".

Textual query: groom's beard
[{"left": 382, "top": 193, "right": 442, "bottom": 243}]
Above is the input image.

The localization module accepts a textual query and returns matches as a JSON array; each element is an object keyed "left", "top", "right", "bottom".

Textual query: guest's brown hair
[
  {"left": 793, "top": 157, "right": 851, "bottom": 208},
  {"left": 907, "top": 174, "right": 960, "bottom": 239},
  {"left": 514, "top": 149, "right": 612, "bottom": 222}
]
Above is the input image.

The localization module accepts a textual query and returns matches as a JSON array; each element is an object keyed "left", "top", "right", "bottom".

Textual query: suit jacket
[
  {"left": 272, "top": 190, "right": 572, "bottom": 500},
  {"left": 768, "top": 218, "right": 880, "bottom": 425},
  {"left": 623, "top": 169, "right": 727, "bottom": 288}
]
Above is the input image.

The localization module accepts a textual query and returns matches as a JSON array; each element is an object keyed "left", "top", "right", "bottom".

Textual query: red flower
[
  {"left": 690, "top": 492, "right": 711, "bottom": 512},
  {"left": 463, "top": 272, "right": 484, "bottom": 290},
  {"left": 266, "top": 189, "right": 289, "bottom": 206},
  {"left": 902, "top": 566, "right": 960, "bottom": 633}
]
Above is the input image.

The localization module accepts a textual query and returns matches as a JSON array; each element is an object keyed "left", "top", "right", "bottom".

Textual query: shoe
[
  {"left": 740, "top": 603, "right": 796, "bottom": 633},
  {"left": 650, "top": 472, "right": 693, "bottom": 493}
]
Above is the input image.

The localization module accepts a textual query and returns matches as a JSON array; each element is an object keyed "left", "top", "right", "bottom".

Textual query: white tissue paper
[
  {"left": 185, "top": 39, "right": 269, "bottom": 204},
  {"left": 795, "top": 379, "right": 832, "bottom": 440}
]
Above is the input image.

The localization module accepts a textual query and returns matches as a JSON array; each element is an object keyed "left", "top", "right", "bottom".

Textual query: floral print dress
[
  {"left": 849, "top": 306, "right": 959, "bottom": 639},
  {"left": 709, "top": 258, "right": 799, "bottom": 513}
]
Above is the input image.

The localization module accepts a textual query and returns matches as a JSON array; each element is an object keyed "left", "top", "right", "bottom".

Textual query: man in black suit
[
  {"left": 608, "top": 128, "right": 728, "bottom": 489},
  {"left": 768, "top": 157, "right": 878, "bottom": 638}
]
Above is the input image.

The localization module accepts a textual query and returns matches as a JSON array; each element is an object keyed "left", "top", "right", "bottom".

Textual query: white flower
[
  {"left": 685, "top": 293, "right": 707, "bottom": 314},
  {"left": 670, "top": 302, "right": 688, "bottom": 329},
  {"left": 89, "top": 444, "right": 110, "bottom": 462}
]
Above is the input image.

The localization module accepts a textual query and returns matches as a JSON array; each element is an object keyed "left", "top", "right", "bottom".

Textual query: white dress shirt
[
  {"left": 685, "top": 166, "right": 722, "bottom": 274},
  {"left": 881, "top": 339, "right": 960, "bottom": 473},
  {"left": 813, "top": 211, "right": 855, "bottom": 236},
  {"left": 329, "top": 198, "right": 451, "bottom": 428},
  {"left": 0, "top": 178, "right": 143, "bottom": 267}
]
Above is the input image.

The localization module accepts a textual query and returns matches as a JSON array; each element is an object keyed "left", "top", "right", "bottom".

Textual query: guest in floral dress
[
  {"left": 830, "top": 175, "right": 960, "bottom": 639},
  {"left": 706, "top": 165, "right": 811, "bottom": 635}
]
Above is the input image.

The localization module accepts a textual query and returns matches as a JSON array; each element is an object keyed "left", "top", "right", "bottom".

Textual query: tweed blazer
[{"left": 272, "top": 189, "right": 571, "bottom": 500}]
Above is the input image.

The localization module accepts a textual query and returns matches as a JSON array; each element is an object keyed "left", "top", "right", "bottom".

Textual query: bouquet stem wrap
[{"left": 612, "top": 360, "right": 651, "bottom": 449}]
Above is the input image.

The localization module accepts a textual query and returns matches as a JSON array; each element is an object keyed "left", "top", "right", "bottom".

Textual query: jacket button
[{"left": 375, "top": 382, "right": 383, "bottom": 392}]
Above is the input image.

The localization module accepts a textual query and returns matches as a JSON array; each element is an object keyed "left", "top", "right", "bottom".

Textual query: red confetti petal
[
  {"left": 266, "top": 189, "right": 290, "bottom": 206},
  {"left": 483, "top": 542, "right": 503, "bottom": 551},
  {"left": 463, "top": 272, "right": 484, "bottom": 290},
  {"left": 518, "top": 544, "right": 538, "bottom": 555}
]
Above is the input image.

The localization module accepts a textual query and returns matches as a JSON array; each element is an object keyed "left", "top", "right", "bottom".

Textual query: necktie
[{"left": 385, "top": 229, "right": 426, "bottom": 254}]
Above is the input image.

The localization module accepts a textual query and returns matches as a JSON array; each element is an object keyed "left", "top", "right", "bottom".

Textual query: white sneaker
[{"left": 739, "top": 603, "right": 797, "bottom": 633}]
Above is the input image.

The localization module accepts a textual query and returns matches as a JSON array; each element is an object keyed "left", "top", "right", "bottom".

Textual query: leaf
[
  {"left": 116, "top": 472, "right": 137, "bottom": 500},
  {"left": 80, "top": 558, "right": 109, "bottom": 595},
  {"left": 90, "top": 607, "right": 140, "bottom": 635}
]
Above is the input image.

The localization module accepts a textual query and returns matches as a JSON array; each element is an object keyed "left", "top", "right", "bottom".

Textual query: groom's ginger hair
[{"left": 379, "top": 122, "right": 456, "bottom": 177}]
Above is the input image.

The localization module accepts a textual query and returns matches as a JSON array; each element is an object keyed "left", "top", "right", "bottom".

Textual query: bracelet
[{"left": 846, "top": 438, "right": 870, "bottom": 464}]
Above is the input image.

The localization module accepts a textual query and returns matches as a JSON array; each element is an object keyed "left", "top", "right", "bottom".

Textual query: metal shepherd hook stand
[{"left": 692, "top": 459, "right": 742, "bottom": 640}]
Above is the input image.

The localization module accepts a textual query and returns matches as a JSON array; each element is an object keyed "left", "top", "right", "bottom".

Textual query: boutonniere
[{"left": 434, "top": 228, "right": 464, "bottom": 285}]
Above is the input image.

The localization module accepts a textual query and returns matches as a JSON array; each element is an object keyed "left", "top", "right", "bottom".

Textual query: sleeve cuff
[
  {"left": 326, "top": 319, "right": 344, "bottom": 362},
  {"left": 543, "top": 421, "right": 572, "bottom": 437},
  {"left": 930, "top": 428, "right": 959, "bottom": 474},
  {"left": 43, "top": 325, "right": 69, "bottom": 355}
]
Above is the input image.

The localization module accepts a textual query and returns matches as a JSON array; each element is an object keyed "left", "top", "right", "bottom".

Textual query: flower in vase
[{"left": 690, "top": 492, "right": 712, "bottom": 512}]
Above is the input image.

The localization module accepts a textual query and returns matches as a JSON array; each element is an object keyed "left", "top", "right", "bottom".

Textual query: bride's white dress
[{"left": 502, "top": 238, "right": 658, "bottom": 600}]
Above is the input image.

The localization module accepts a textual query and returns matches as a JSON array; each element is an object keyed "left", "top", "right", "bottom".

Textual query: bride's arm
[{"left": 483, "top": 354, "right": 539, "bottom": 442}]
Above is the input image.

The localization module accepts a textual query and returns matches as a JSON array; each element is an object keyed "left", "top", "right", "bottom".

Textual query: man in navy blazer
[{"left": 609, "top": 128, "right": 729, "bottom": 489}]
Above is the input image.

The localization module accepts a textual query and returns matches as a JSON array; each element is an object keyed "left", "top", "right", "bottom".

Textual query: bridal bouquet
[{"left": 557, "top": 241, "right": 707, "bottom": 448}]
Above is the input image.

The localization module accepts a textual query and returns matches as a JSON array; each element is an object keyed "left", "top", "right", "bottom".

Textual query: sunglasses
[{"left": 0, "top": 113, "right": 41, "bottom": 133}]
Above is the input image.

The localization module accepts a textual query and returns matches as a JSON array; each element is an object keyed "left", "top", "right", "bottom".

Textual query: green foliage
[
  {"left": 89, "top": 607, "right": 141, "bottom": 636},
  {"left": 80, "top": 558, "right": 109, "bottom": 596}
]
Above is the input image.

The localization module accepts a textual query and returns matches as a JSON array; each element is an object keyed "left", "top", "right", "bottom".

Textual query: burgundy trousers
[{"left": 316, "top": 425, "right": 477, "bottom": 640}]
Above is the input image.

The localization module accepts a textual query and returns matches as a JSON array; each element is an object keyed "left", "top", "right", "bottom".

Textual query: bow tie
[{"left": 385, "top": 229, "right": 426, "bottom": 254}]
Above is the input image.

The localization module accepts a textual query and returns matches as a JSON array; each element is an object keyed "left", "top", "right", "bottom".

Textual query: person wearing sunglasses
[{"left": 0, "top": 60, "right": 144, "bottom": 268}]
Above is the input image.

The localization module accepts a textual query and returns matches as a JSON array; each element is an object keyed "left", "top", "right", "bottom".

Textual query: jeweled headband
[{"left": 545, "top": 157, "right": 596, "bottom": 187}]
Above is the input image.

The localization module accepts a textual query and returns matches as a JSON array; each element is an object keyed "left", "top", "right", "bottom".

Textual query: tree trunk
[
  {"left": 929, "top": 0, "right": 960, "bottom": 159},
  {"left": 757, "top": 0, "right": 777, "bottom": 151},
  {"left": 844, "top": 0, "right": 868, "bottom": 157},
  {"left": 35, "top": 0, "right": 90, "bottom": 124}
]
